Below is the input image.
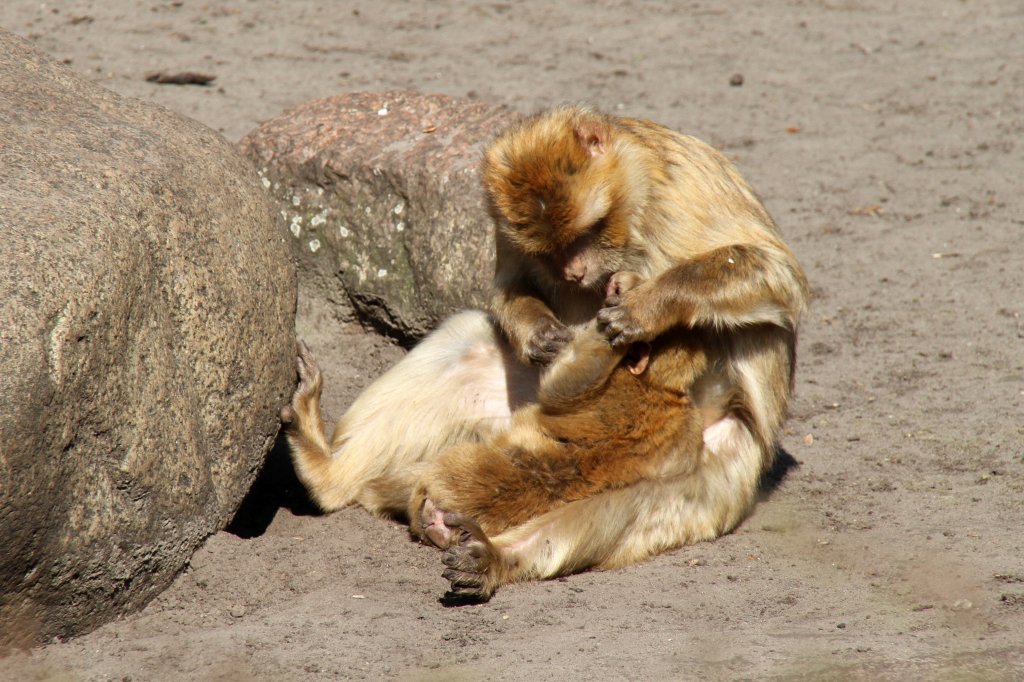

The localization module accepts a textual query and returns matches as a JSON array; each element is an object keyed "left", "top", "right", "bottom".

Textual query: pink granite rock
[{"left": 239, "top": 91, "right": 518, "bottom": 341}]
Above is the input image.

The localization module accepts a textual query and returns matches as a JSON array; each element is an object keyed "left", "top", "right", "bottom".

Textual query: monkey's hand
[
  {"left": 440, "top": 512, "right": 507, "bottom": 602},
  {"left": 597, "top": 284, "right": 658, "bottom": 347},
  {"left": 524, "top": 316, "right": 573, "bottom": 366},
  {"left": 597, "top": 271, "right": 656, "bottom": 347}
]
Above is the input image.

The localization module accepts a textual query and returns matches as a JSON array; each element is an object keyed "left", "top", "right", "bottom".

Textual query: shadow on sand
[
  {"left": 227, "top": 436, "right": 799, "bottom": 540},
  {"left": 226, "top": 432, "right": 320, "bottom": 538}
]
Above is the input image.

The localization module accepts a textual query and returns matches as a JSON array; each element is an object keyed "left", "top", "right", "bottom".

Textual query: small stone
[{"left": 729, "top": 73, "right": 744, "bottom": 86}]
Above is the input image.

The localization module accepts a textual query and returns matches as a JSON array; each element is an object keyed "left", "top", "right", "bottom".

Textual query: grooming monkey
[{"left": 281, "top": 105, "right": 808, "bottom": 599}]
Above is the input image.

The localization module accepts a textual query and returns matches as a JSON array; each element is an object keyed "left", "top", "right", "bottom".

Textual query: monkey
[
  {"left": 485, "top": 105, "right": 807, "bottom": 365},
  {"left": 280, "top": 104, "right": 808, "bottom": 600},
  {"left": 281, "top": 270, "right": 693, "bottom": 518}
]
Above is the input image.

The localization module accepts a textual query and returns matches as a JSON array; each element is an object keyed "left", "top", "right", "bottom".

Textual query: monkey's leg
[
  {"left": 409, "top": 434, "right": 592, "bottom": 546},
  {"left": 281, "top": 310, "right": 539, "bottom": 515},
  {"left": 279, "top": 340, "right": 333, "bottom": 500},
  {"left": 438, "top": 416, "right": 764, "bottom": 600},
  {"left": 411, "top": 399, "right": 697, "bottom": 549}
]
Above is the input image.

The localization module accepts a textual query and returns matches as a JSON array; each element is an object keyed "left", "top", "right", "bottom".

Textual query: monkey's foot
[
  {"left": 440, "top": 512, "right": 503, "bottom": 602},
  {"left": 420, "top": 497, "right": 461, "bottom": 549},
  {"left": 279, "top": 340, "right": 323, "bottom": 424}
]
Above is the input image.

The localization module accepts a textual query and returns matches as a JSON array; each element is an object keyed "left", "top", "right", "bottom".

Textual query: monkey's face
[{"left": 484, "top": 107, "right": 637, "bottom": 290}]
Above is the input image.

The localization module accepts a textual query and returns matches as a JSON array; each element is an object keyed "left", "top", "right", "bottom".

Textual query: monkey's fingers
[
  {"left": 605, "top": 271, "right": 645, "bottom": 304},
  {"left": 293, "top": 339, "right": 323, "bottom": 392},
  {"left": 281, "top": 338, "right": 325, "bottom": 433},
  {"left": 526, "top": 319, "right": 573, "bottom": 365},
  {"left": 442, "top": 542, "right": 489, "bottom": 569},
  {"left": 442, "top": 567, "right": 487, "bottom": 590},
  {"left": 438, "top": 512, "right": 499, "bottom": 600},
  {"left": 596, "top": 305, "right": 646, "bottom": 347},
  {"left": 441, "top": 512, "right": 489, "bottom": 543}
]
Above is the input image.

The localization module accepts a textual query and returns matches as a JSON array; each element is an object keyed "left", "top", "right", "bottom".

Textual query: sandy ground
[{"left": 3, "top": 1, "right": 1024, "bottom": 679}]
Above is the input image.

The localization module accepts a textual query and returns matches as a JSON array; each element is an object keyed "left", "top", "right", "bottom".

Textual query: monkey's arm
[
  {"left": 597, "top": 243, "right": 808, "bottom": 346},
  {"left": 492, "top": 237, "right": 573, "bottom": 365},
  {"left": 537, "top": 325, "right": 626, "bottom": 411}
]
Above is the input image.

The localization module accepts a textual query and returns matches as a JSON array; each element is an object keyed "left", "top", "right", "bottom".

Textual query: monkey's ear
[
  {"left": 574, "top": 120, "right": 609, "bottom": 158},
  {"left": 624, "top": 342, "right": 651, "bottom": 375}
]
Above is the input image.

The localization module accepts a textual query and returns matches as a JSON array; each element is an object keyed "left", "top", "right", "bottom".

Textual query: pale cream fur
[{"left": 287, "top": 311, "right": 538, "bottom": 513}]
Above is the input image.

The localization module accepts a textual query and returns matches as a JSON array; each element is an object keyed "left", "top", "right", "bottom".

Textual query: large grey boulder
[
  {"left": 239, "top": 91, "right": 517, "bottom": 342},
  {"left": 0, "top": 31, "right": 296, "bottom": 646}
]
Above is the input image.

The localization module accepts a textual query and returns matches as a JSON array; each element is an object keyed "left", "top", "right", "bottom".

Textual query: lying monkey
[{"left": 284, "top": 273, "right": 708, "bottom": 599}]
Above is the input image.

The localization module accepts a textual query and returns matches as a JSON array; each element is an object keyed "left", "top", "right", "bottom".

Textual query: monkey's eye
[{"left": 590, "top": 216, "right": 609, "bottom": 234}]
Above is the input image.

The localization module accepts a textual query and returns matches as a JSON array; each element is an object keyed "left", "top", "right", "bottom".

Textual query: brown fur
[{"left": 408, "top": 323, "right": 707, "bottom": 539}]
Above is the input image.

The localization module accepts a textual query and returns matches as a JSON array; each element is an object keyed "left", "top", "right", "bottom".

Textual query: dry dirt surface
[{"left": 2, "top": 1, "right": 1023, "bottom": 680}]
